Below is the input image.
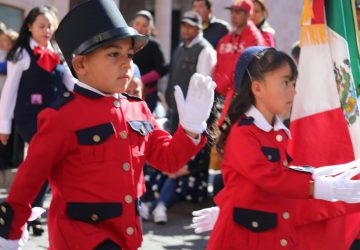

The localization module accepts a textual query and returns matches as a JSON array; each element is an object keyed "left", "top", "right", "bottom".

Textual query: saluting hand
[{"left": 174, "top": 73, "right": 216, "bottom": 135}]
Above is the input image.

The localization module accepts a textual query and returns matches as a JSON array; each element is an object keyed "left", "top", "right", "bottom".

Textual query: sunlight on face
[
  {"left": 28, "top": 13, "right": 54, "bottom": 47},
  {"left": 254, "top": 64, "right": 296, "bottom": 122},
  {"left": 77, "top": 38, "right": 135, "bottom": 94}
]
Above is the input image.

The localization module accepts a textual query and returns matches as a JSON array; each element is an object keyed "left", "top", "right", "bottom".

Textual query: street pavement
[{"left": 0, "top": 188, "right": 212, "bottom": 250}]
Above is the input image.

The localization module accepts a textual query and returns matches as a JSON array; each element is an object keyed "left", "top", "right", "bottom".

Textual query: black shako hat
[{"left": 55, "top": 0, "right": 148, "bottom": 70}]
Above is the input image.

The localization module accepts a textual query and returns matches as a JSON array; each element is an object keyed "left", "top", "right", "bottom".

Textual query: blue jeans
[{"left": 156, "top": 177, "right": 182, "bottom": 208}]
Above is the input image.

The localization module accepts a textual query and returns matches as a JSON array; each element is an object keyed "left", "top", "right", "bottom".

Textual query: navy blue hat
[
  {"left": 234, "top": 46, "right": 272, "bottom": 92},
  {"left": 218, "top": 46, "right": 271, "bottom": 126},
  {"left": 55, "top": 0, "right": 148, "bottom": 70}
]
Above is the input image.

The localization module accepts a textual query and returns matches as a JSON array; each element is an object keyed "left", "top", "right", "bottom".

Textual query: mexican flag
[
  {"left": 288, "top": 0, "right": 360, "bottom": 167},
  {"left": 288, "top": 0, "right": 360, "bottom": 248}
]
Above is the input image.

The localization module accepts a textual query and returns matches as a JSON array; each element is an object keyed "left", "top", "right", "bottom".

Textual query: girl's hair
[
  {"left": 216, "top": 49, "right": 298, "bottom": 155},
  {"left": 3, "top": 29, "right": 19, "bottom": 44},
  {"left": 253, "top": 0, "right": 269, "bottom": 19},
  {"left": 7, "top": 6, "right": 57, "bottom": 62}
]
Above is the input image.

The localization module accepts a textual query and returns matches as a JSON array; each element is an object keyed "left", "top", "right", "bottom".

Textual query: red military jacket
[
  {"left": 213, "top": 21, "right": 264, "bottom": 96},
  {"left": 0, "top": 83, "right": 206, "bottom": 250},
  {"left": 207, "top": 106, "right": 313, "bottom": 250}
]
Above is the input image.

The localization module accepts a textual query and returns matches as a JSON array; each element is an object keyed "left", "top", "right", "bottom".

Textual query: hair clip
[{"left": 246, "top": 69, "right": 253, "bottom": 82}]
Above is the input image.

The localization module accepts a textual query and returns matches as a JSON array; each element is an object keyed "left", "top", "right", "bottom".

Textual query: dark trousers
[
  {"left": 95, "top": 239, "right": 121, "bottom": 250},
  {"left": 145, "top": 90, "right": 158, "bottom": 113}
]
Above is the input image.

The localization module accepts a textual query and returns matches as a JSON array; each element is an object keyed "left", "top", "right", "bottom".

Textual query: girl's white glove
[
  {"left": 312, "top": 159, "right": 360, "bottom": 177},
  {"left": 313, "top": 164, "right": 360, "bottom": 203},
  {"left": 190, "top": 206, "right": 219, "bottom": 233},
  {"left": 174, "top": 73, "right": 216, "bottom": 134},
  {"left": 0, "top": 207, "right": 45, "bottom": 250}
]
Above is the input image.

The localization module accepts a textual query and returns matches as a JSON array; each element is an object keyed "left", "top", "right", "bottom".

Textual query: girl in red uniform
[{"left": 192, "top": 46, "right": 360, "bottom": 250}]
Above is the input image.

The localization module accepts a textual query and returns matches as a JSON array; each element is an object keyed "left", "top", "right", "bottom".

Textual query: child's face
[
  {"left": 126, "top": 78, "right": 142, "bottom": 98},
  {"left": 133, "top": 16, "right": 150, "bottom": 35},
  {"left": 253, "top": 63, "right": 296, "bottom": 122},
  {"left": 28, "top": 13, "right": 54, "bottom": 47},
  {"left": 74, "top": 38, "right": 135, "bottom": 94}
]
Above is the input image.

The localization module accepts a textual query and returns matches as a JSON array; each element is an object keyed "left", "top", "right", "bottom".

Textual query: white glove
[
  {"left": 312, "top": 159, "right": 360, "bottom": 177},
  {"left": 0, "top": 207, "right": 46, "bottom": 250},
  {"left": 0, "top": 237, "right": 23, "bottom": 250},
  {"left": 313, "top": 164, "right": 360, "bottom": 203},
  {"left": 190, "top": 206, "right": 219, "bottom": 233},
  {"left": 174, "top": 73, "right": 216, "bottom": 134}
]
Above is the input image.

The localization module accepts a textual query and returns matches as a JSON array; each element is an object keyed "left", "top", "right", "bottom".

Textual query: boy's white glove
[
  {"left": 190, "top": 206, "right": 219, "bottom": 233},
  {"left": 312, "top": 161, "right": 360, "bottom": 203},
  {"left": 174, "top": 73, "right": 216, "bottom": 134},
  {"left": 0, "top": 207, "right": 46, "bottom": 250}
]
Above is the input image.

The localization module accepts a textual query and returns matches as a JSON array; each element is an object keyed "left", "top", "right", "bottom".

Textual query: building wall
[{"left": 0, "top": 0, "right": 70, "bottom": 20}]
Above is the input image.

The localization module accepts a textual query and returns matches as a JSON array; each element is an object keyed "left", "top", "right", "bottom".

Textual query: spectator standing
[
  {"left": 213, "top": 0, "right": 264, "bottom": 97},
  {"left": 0, "top": 29, "right": 19, "bottom": 76},
  {"left": 132, "top": 10, "right": 168, "bottom": 112},
  {"left": 250, "top": 0, "right": 275, "bottom": 47},
  {"left": 165, "top": 10, "right": 216, "bottom": 133},
  {"left": 0, "top": 6, "right": 76, "bottom": 236},
  {"left": 126, "top": 63, "right": 143, "bottom": 98},
  {"left": 192, "top": 0, "right": 230, "bottom": 49},
  {"left": 0, "top": 27, "right": 22, "bottom": 188}
]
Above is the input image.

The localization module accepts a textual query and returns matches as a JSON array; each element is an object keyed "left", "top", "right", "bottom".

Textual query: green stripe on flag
[{"left": 326, "top": 0, "right": 360, "bottom": 90}]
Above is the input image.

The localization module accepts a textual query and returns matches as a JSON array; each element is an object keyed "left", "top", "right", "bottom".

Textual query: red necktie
[{"left": 33, "top": 46, "right": 61, "bottom": 73}]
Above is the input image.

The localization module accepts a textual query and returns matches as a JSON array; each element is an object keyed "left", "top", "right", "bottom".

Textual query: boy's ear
[{"left": 72, "top": 55, "right": 86, "bottom": 76}]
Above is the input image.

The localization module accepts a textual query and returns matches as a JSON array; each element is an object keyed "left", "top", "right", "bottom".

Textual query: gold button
[
  {"left": 0, "top": 205, "right": 6, "bottom": 213},
  {"left": 283, "top": 160, "right": 288, "bottom": 167},
  {"left": 92, "top": 134, "right": 101, "bottom": 143},
  {"left": 267, "top": 155, "right": 272, "bottom": 160},
  {"left": 280, "top": 239, "right": 288, "bottom": 247},
  {"left": 120, "top": 131, "right": 127, "bottom": 139},
  {"left": 125, "top": 195, "right": 133, "bottom": 204},
  {"left": 276, "top": 134, "right": 283, "bottom": 142},
  {"left": 63, "top": 92, "right": 70, "bottom": 97},
  {"left": 0, "top": 218, "right": 4, "bottom": 225},
  {"left": 90, "top": 214, "right": 99, "bottom": 222},
  {"left": 126, "top": 226, "right": 134, "bottom": 235},
  {"left": 114, "top": 100, "right": 120, "bottom": 108},
  {"left": 251, "top": 221, "right": 259, "bottom": 228},
  {"left": 123, "top": 162, "right": 130, "bottom": 171},
  {"left": 282, "top": 212, "right": 290, "bottom": 220}
]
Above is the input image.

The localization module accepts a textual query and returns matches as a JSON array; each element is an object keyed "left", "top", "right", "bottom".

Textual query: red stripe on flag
[{"left": 289, "top": 108, "right": 355, "bottom": 167}]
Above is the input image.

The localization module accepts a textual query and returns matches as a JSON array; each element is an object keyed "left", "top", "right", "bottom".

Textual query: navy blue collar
[{"left": 74, "top": 84, "right": 103, "bottom": 98}]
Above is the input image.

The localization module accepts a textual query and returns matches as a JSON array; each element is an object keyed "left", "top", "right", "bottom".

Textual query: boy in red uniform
[{"left": 0, "top": 0, "right": 215, "bottom": 249}]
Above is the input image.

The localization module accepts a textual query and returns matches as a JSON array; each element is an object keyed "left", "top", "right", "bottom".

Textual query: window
[{"left": 0, "top": 4, "right": 23, "bottom": 32}]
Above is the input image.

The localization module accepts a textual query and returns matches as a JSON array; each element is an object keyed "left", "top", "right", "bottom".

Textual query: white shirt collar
[
  {"left": 76, "top": 81, "right": 120, "bottom": 98},
  {"left": 245, "top": 105, "right": 291, "bottom": 138},
  {"left": 182, "top": 33, "right": 203, "bottom": 48},
  {"left": 29, "top": 38, "right": 54, "bottom": 51}
]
